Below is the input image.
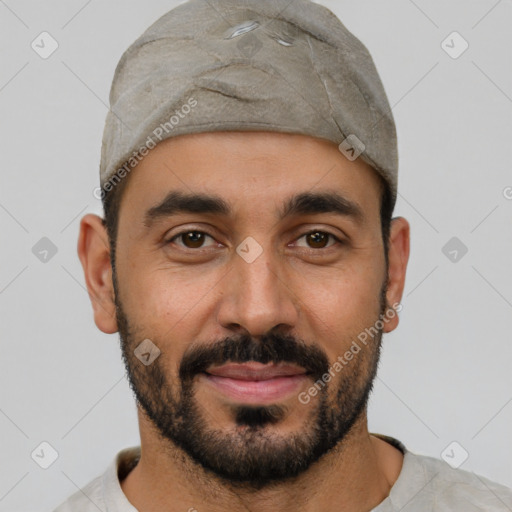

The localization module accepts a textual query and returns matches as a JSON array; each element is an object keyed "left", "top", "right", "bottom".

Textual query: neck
[{"left": 121, "top": 410, "right": 404, "bottom": 512}]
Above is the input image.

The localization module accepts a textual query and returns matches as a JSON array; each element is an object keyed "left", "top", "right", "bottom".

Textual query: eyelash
[{"left": 165, "top": 229, "right": 343, "bottom": 251}]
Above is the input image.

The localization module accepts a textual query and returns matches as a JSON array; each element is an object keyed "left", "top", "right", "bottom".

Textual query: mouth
[{"left": 201, "top": 362, "right": 310, "bottom": 405}]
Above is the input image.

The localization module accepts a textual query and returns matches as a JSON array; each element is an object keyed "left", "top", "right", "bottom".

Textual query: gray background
[{"left": 1, "top": 0, "right": 511, "bottom": 510}]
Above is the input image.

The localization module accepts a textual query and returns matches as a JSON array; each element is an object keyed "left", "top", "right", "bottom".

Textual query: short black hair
[{"left": 101, "top": 167, "right": 394, "bottom": 271}]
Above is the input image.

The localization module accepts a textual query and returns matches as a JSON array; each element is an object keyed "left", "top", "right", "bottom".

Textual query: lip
[
  {"left": 206, "top": 361, "right": 307, "bottom": 380},
  {"left": 201, "top": 362, "right": 309, "bottom": 405}
]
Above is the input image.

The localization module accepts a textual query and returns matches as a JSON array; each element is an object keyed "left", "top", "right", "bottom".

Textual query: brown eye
[
  {"left": 182, "top": 232, "right": 205, "bottom": 248},
  {"left": 295, "top": 230, "right": 339, "bottom": 250},
  {"left": 169, "top": 231, "right": 216, "bottom": 249},
  {"left": 306, "top": 232, "right": 329, "bottom": 248}
]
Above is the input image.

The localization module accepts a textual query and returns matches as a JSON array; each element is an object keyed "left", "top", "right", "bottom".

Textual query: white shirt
[{"left": 53, "top": 434, "right": 512, "bottom": 511}]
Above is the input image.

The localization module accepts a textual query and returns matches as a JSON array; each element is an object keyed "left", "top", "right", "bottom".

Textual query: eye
[
  {"left": 165, "top": 229, "right": 342, "bottom": 251},
  {"left": 167, "top": 230, "right": 217, "bottom": 249},
  {"left": 294, "top": 230, "right": 341, "bottom": 249}
]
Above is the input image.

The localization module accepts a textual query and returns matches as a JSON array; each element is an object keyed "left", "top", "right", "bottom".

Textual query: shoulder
[
  {"left": 405, "top": 451, "right": 512, "bottom": 511},
  {"left": 52, "top": 474, "right": 104, "bottom": 512},
  {"left": 52, "top": 446, "right": 140, "bottom": 512}
]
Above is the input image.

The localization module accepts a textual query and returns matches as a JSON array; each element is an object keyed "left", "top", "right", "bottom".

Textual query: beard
[{"left": 114, "top": 273, "right": 387, "bottom": 489}]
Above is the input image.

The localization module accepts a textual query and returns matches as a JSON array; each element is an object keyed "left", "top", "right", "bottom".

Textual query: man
[{"left": 55, "top": 0, "right": 512, "bottom": 510}]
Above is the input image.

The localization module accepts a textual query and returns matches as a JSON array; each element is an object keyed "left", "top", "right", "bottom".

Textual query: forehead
[{"left": 118, "top": 131, "right": 382, "bottom": 223}]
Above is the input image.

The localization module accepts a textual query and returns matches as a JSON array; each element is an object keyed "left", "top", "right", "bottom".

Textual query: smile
[{"left": 201, "top": 362, "right": 310, "bottom": 404}]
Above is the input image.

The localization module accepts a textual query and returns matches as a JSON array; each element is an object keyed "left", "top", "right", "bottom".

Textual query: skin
[{"left": 78, "top": 131, "right": 410, "bottom": 512}]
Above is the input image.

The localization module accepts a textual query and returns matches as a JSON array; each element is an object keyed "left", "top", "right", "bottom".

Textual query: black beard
[{"left": 114, "top": 272, "right": 386, "bottom": 489}]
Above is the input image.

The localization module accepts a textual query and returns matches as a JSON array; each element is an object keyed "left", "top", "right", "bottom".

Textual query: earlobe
[
  {"left": 77, "top": 213, "right": 118, "bottom": 334},
  {"left": 383, "top": 217, "right": 410, "bottom": 333}
]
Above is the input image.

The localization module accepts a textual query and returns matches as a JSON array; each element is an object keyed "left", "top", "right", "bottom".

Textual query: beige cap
[{"left": 100, "top": 0, "right": 398, "bottom": 207}]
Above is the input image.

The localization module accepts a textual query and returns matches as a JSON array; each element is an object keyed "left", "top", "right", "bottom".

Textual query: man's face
[{"left": 111, "top": 132, "right": 391, "bottom": 488}]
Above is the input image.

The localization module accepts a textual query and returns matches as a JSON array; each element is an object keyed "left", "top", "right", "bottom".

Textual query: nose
[{"left": 216, "top": 244, "right": 299, "bottom": 337}]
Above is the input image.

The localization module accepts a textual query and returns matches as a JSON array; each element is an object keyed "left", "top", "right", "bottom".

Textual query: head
[
  {"left": 78, "top": 131, "right": 409, "bottom": 489},
  {"left": 79, "top": 0, "right": 409, "bottom": 491}
]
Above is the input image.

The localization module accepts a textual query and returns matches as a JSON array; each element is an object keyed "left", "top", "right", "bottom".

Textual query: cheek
[
  {"left": 296, "top": 263, "right": 384, "bottom": 353},
  {"left": 117, "top": 260, "right": 222, "bottom": 344}
]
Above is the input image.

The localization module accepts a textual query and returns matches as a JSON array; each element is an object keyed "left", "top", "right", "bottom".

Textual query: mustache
[{"left": 179, "top": 331, "right": 330, "bottom": 382}]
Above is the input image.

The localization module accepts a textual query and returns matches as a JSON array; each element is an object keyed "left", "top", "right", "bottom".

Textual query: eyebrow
[{"left": 144, "top": 190, "right": 364, "bottom": 228}]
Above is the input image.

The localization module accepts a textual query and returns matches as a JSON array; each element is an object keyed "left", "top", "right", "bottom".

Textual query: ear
[
  {"left": 77, "top": 213, "right": 118, "bottom": 334},
  {"left": 383, "top": 216, "right": 410, "bottom": 333}
]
